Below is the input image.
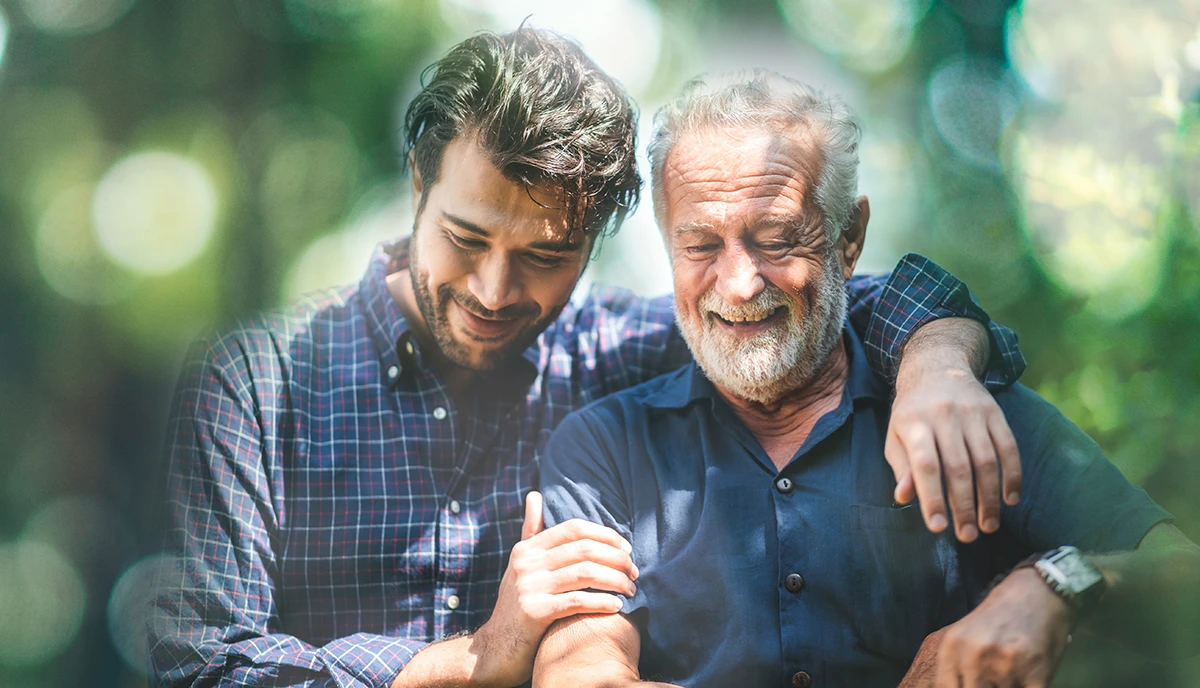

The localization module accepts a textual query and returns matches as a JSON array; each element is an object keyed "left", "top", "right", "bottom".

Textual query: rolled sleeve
[{"left": 864, "top": 253, "right": 1026, "bottom": 390}]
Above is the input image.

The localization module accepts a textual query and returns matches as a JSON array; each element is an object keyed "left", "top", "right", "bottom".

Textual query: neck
[
  {"left": 387, "top": 270, "right": 478, "bottom": 397},
  {"left": 715, "top": 337, "right": 850, "bottom": 470}
]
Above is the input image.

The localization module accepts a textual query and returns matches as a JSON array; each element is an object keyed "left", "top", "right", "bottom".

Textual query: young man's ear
[
  {"left": 838, "top": 196, "right": 869, "bottom": 280},
  {"left": 409, "top": 150, "right": 424, "bottom": 216}
]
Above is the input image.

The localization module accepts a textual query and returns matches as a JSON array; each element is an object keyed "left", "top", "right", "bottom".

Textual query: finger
[
  {"left": 531, "top": 518, "right": 633, "bottom": 553},
  {"left": 963, "top": 415, "right": 1001, "bottom": 534},
  {"left": 550, "top": 561, "right": 638, "bottom": 596},
  {"left": 904, "top": 426, "right": 950, "bottom": 534},
  {"left": 521, "top": 491, "right": 544, "bottom": 540},
  {"left": 987, "top": 408, "right": 1023, "bottom": 506},
  {"left": 545, "top": 590, "right": 624, "bottom": 621},
  {"left": 886, "top": 429, "right": 916, "bottom": 505},
  {"left": 544, "top": 539, "right": 638, "bottom": 579},
  {"left": 935, "top": 421, "right": 979, "bottom": 543}
]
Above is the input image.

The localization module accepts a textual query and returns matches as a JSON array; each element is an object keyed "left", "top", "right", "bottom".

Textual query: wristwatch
[{"left": 1029, "top": 546, "right": 1107, "bottom": 624}]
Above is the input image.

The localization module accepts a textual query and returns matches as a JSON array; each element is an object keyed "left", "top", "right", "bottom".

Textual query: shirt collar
[
  {"left": 358, "top": 238, "right": 539, "bottom": 393},
  {"left": 644, "top": 320, "right": 888, "bottom": 410}
]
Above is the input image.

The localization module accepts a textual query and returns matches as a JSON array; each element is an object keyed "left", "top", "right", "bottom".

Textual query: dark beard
[{"left": 408, "top": 240, "right": 560, "bottom": 372}]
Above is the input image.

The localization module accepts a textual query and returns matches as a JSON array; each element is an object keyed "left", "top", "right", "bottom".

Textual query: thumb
[{"left": 521, "top": 490, "right": 544, "bottom": 540}]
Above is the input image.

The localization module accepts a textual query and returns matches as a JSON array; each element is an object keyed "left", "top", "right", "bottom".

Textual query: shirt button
[
  {"left": 446, "top": 595, "right": 460, "bottom": 610},
  {"left": 386, "top": 365, "right": 399, "bottom": 380},
  {"left": 449, "top": 500, "right": 461, "bottom": 514},
  {"left": 432, "top": 407, "right": 448, "bottom": 420},
  {"left": 405, "top": 340, "right": 415, "bottom": 355},
  {"left": 791, "top": 670, "right": 812, "bottom": 688},
  {"left": 785, "top": 573, "right": 805, "bottom": 593},
  {"left": 775, "top": 477, "right": 794, "bottom": 494}
]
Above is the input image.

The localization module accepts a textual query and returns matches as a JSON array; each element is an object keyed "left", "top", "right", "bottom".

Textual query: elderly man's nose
[{"left": 715, "top": 244, "right": 764, "bottom": 303}]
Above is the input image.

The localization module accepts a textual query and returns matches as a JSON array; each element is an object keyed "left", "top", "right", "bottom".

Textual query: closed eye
[
  {"left": 446, "top": 231, "right": 486, "bottom": 249},
  {"left": 526, "top": 252, "right": 565, "bottom": 269}
]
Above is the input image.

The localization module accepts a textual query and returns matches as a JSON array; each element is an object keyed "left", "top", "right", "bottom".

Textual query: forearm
[
  {"left": 391, "top": 635, "right": 480, "bottom": 688},
  {"left": 1085, "top": 527, "right": 1200, "bottom": 659},
  {"left": 898, "top": 317, "right": 989, "bottom": 383},
  {"left": 533, "top": 615, "right": 672, "bottom": 688}
]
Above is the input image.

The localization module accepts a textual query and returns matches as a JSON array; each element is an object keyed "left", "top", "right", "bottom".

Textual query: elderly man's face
[{"left": 661, "top": 126, "right": 867, "bottom": 403}]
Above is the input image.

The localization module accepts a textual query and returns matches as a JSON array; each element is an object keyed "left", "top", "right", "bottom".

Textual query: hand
[
  {"left": 888, "top": 356, "right": 1022, "bottom": 543},
  {"left": 932, "top": 568, "right": 1071, "bottom": 688},
  {"left": 469, "top": 491, "right": 637, "bottom": 688},
  {"left": 898, "top": 626, "right": 948, "bottom": 687}
]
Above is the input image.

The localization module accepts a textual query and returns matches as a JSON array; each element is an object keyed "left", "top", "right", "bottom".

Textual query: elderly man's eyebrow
[{"left": 672, "top": 222, "right": 716, "bottom": 236}]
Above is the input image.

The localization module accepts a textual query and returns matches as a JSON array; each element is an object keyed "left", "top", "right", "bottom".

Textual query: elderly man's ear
[{"left": 838, "top": 196, "right": 869, "bottom": 281}]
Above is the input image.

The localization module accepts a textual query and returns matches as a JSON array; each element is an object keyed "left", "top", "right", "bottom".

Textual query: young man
[{"left": 152, "top": 30, "right": 1024, "bottom": 688}]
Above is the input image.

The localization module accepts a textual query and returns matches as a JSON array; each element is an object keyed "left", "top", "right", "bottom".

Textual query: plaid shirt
[{"left": 151, "top": 242, "right": 1023, "bottom": 688}]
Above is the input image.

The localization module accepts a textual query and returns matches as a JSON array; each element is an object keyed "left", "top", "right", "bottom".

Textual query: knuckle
[
  {"left": 913, "top": 457, "right": 941, "bottom": 476},
  {"left": 971, "top": 451, "right": 998, "bottom": 468},
  {"left": 946, "top": 463, "right": 972, "bottom": 482}
]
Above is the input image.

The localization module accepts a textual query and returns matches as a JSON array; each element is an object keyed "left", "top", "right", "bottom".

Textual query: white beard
[{"left": 676, "top": 250, "right": 847, "bottom": 405}]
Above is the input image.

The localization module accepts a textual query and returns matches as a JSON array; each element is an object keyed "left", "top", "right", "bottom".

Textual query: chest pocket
[{"left": 847, "top": 504, "right": 967, "bottom": 662}]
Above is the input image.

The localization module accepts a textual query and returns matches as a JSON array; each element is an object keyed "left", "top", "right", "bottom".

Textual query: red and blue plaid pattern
[{"left": 150, "top": 242, "right": 1022, "bottom": 687}]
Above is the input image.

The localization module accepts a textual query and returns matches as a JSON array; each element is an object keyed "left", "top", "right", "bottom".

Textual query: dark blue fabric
[{"left": 540, "top": 328, "right": 1171, "bottom": 688}]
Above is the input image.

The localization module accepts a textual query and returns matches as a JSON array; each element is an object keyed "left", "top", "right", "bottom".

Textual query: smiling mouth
[
  {"left": 713, "top": 306, "right": 784, "bottom": 326},
  {"left": 453, "top": 300, "right": 524, "bottom": 341}
]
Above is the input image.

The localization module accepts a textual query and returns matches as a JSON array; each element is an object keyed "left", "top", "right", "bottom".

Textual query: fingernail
[
  {"left": 961, "top": 525, "right": 979, "bottom": 541},
  {"left": 631, "top": 563, "right": 640, "bottom": 580},
  {"left": 930, "top": 514, "right": 948, "bottom": 531},
  {"left": 621, "top": 539, "right": 633, "bottom": 554},
  {"left": 983, "top": 518, "right": 1000, "bottom": 532},
  {"left": 1007, "top": 491, "right": 1021, "bottom": 505}
]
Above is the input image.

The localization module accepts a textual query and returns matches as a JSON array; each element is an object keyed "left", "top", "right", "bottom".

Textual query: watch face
[{"left": 1047, "top": 551, "right": 1104, "bottom": 594}]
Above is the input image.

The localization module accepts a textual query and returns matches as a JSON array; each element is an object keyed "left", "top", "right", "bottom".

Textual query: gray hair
[{"left": 647, "top": 70, "right": 862, "bottom": 241}]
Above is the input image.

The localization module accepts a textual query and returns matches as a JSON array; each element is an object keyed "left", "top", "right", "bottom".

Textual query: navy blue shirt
[{"left": 540, "top": 328, "right": 1171, "bottom": 688}]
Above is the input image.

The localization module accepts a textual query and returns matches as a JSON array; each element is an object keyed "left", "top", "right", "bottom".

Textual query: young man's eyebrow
[
  {"left": 441, "top": 212, "right": 490, "bottom": 237},
  {"left": 442, "top": 211, "right": 580, "bottom": 253}
]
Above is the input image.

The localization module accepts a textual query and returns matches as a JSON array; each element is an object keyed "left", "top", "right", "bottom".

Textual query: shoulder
[
  {"left": 183, "top": 285, "right": 361, "bottom": 392},
  {"left": 548, "top": 367, "right": 690, "bottom": 447}
]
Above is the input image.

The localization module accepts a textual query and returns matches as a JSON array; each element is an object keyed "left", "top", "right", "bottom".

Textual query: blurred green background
[{"left": 0, "top": 0, "right": 1197, "bottom": 685}]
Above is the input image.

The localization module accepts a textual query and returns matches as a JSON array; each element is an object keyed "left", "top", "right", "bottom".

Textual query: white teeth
[{"left": 717, "top": 308, "right": 776, "bottom": 323}]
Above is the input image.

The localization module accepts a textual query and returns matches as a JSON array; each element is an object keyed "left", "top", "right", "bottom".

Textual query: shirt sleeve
[
  {"left": 150, "top": 335, "right": 423, "bottom": 688},
  {"left": 996, "top": 384, "right": 1173, "bottom": 553},
  {"left": 857, "top": 253, "right": 1027, "bottom": 390},
  {"left": 537, "top": 407, "right": 645, "bottom": 615}
]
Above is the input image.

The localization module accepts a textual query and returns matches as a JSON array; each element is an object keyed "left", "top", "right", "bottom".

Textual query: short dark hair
[{"left": 404, "top": 27, "right": 641, "bottom": 245}]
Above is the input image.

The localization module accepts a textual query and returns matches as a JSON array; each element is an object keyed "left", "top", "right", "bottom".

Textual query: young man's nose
[{"left": 468, "top": 252, "right": 524, "bottom": 313}]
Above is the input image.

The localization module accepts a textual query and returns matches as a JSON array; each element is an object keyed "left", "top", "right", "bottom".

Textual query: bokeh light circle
[
  {"left": 0, "top": 5, "right": 9, "bottom": 71},
  {"left": 108, "top": 555, "right": 173, "bottom": 674},
  {"left": 0, "top": 540, "right": 87, "bottom": 667},
  {"left": 777, "top": 0, "right": 931, "bottom": 74},
  {"left": 17, "top": 0, "right": 138, "bottom": 36},
  {"left": 927, "top": 56, "right": 1021, "bottom": 169},
  {"left": 36, "top": 184, "right": 138, "bottom": 304},
  {"left": 283, "top": 186, "right": 412, "bottom": 302},
  {"left": 440, "top": 0, "right": 663, "bottom": 96},
  {"left": 92, "top": 151, "right": 219, "bottom": 276}
]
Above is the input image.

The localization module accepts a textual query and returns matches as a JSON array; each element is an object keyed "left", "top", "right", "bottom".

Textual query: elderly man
[
  {"left": 153, "top": 29, "right": 1030, "bottom": 687},
  {"left": 533, "top": 72, "right": 1200, "bottom": 688}
]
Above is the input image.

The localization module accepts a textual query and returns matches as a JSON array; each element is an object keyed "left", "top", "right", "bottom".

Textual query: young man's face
[{"left": 406, "top": 136, "right": 590, "bottom": 371}]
